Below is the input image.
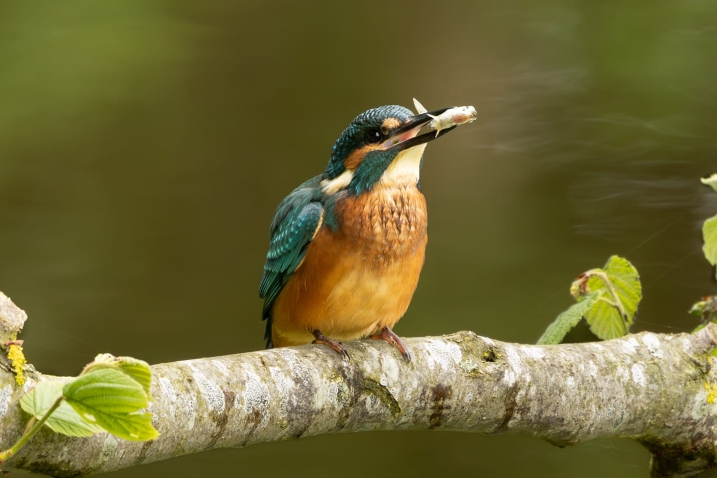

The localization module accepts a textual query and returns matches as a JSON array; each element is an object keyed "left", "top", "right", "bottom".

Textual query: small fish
[{"left": 413, "top": 98, "right": 477, "bottom": 137}]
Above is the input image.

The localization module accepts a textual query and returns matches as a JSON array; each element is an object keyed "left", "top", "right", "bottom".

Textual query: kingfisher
[{"left": 260, "top": 101, "right": 475, "bottom": 360}]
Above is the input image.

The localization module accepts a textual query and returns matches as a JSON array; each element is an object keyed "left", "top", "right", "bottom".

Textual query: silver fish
[{"left": 413, "top": 98, "right": 477, "bottom": 137}]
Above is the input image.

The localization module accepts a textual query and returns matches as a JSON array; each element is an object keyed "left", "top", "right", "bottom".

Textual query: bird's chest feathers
[{"left": 335, "top": 182, "right": 427, "bottom": 264}]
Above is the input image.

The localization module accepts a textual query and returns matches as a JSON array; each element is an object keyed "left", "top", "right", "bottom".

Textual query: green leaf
[
  {"left": 65, "top": 369, "right": 147, "bottom": 413},
  {"left": 690, "top": 299, "right": 709, "bottom": 318},
  {"left": 703, "top": 215, "right": 717, "bottom": 278},
  {"left": 83, "top": 354, "right": 153, "bottom": 400},
  {"left": 20, "top": 381, "right": 103, "bottom": 437},
  {"left": 582, "top": 256, "right": 642, "bottom": 340},
  {"left": 690, "top": 295, "right": 717, "bottom": 325},
  {"left": 537, "top": 292, "right": 601, "bottom": 345},
  {"left": 115, "top": 358, "right": 152, "bottom": 399},
  {"left": 584, "top": 297, "right": 629, "bottom": 339},
  {"left": 63, "top": 369, "right": 159, "bottom": 441},
  {"left": 701, "top": 173, "right": 717, "bottom": 192},
  {"left": 67, "top": 401, "right": 157, "bottom": 441}
]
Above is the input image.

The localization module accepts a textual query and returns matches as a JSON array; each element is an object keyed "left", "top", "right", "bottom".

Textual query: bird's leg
[
  {"left": 370, "top": 326, "right": 412, "bottom": 361},
  {"left": 312, "top": 330, "right": 350, "bottom": 359}
]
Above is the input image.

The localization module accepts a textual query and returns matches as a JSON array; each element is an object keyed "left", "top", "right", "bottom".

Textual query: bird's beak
[{"left": 380, "top": 107, "right": 455, "bottom": 151}]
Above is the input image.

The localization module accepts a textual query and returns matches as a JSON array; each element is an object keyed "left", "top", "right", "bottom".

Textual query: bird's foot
[
  {"left": 312, "top": 330, "right": 350, "bottom": 360},
  {"left": 370, "top": 326, "right": 412, "bottom": 361}
]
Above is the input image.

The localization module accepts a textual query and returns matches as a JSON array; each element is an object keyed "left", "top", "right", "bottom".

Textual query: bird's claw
[
  {"left": 370, "top": 326, "right": 412, "bottom": 361},
  {"left": 312, "top": 330, "right": 351, "bottom": 360}
]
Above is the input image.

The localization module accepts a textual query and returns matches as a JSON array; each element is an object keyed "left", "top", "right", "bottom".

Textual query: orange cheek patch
[
  {"left": 381, "top": 118, "right": 401, "bottom": 131},
  {"left": 343, "top": 144, "right": 382, "bottom": 170}
]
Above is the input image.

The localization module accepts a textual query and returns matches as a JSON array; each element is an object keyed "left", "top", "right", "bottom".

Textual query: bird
[{"left": 259, "top": 101, "right": 472, "bottom": 360}]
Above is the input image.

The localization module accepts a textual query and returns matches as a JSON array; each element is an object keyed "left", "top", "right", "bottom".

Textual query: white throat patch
[
  {"left": 320, "top": 143, "right": 428, "bottom": 194},
  {"left": 379, "top": 144, "right": 427, "bottom": 186}
]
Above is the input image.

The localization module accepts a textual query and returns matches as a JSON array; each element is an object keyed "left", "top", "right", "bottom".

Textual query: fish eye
[{"left": 365, "top": 129, "right": 382, "bottom": 144}]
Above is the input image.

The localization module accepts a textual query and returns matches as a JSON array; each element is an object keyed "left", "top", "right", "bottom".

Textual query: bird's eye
[{"left": 365, "top": 129, "right": 382, "bottom": 144}]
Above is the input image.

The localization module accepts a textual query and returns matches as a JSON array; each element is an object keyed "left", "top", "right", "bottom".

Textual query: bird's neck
[
  {"left": 320, "top": 144, "right": 427, "bottom": 196},
  {"left": 377, "top": 143, "right": 426, "bottom": 188}
]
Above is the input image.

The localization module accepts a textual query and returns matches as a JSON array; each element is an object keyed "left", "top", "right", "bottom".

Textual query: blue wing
[{"left": 260, "top": 177, "right": 324, "bottom": 346}]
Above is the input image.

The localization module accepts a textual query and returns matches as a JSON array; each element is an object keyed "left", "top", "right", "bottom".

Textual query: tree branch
[{"left": 2, "top": 326, "right": 717, "bottom": 477}]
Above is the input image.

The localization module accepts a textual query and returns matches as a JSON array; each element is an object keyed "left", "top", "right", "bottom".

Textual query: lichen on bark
[{"left": 1, "top": 325, "right": 717, "bottom": 477}]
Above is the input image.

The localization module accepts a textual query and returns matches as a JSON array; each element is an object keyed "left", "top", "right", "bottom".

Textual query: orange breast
[{"left": 270, "top": 184, "right": 427, "bottom": 347}]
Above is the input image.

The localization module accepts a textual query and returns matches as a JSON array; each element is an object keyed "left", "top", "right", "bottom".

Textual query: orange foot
[
  {"left": 312, "top": 330, "right": 350, "bottom": 360},
  {"left": 370, "top": 326, "right": 412, "bottom": 361}
]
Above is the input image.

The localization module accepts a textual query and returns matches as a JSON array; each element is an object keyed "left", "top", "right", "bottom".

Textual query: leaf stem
[
  {"left": 22, "top": 416, "right": 36, "bottom": 435},
  {"left": 0, "top": 396, "right": 63, "bottom": 464}
]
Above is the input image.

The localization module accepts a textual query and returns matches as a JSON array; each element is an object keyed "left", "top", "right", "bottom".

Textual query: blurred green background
[{"left": 2, "top": 0, "right": 716, "bottom": 476}]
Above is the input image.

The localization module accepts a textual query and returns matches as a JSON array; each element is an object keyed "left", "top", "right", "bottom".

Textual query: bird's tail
[{"left": 264, "top": 316, "right": 274, "bottom": 349}]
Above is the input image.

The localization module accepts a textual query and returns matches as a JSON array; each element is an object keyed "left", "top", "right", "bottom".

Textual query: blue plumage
[
  {"left": 259, "top": 177, "right": 327, "bottom": 347},
  {"left": 259, "top": 103, "right": 463, "bottom": 355}
]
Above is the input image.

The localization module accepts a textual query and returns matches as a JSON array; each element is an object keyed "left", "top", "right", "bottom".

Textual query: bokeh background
[{"left": 2, "top": 1, "right": 717, "bottom": 476}]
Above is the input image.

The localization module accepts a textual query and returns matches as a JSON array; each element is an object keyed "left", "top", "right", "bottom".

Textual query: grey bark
[
  {"left": 2, "top": 325, "right": 717, "bottom": 477},
  {"left": 0, "top": 292, "right": 26, "bottom": 344}
]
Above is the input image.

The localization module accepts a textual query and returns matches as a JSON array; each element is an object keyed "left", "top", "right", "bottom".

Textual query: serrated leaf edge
[{"left": 537, "top": 292, "right": 601, "bottom": 345}]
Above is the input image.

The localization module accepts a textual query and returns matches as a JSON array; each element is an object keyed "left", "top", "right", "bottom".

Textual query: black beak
[{"left": 380, "top": 107, "right": 458, "bottom": 151}]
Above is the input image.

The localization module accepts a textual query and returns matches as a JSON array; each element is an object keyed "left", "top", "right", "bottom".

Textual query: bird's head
[{"left": 321, "top": 104, "right": 458, "bottom": 196}]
